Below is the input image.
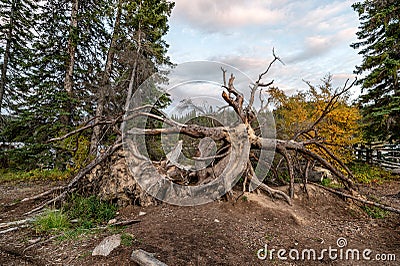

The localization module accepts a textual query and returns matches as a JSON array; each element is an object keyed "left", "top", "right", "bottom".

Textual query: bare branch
[
  {"left": 47, "top": 116, "right": 122, "bottom": 143},
  {"left": 276, "top": 145, "right": 295, "bottom": 198},
  {"left": 125, "top": 111, "right": 184, "bottom": 128},
  {"left": 312, "top": 142, "right": 355, "bottom": 180},
  {"left": 127, "top": 124, "right": 228, "bottom": 141},
  {"left": 247, "top": 49, "right": 283, "bottom": 112},
  {"left": 21, "top": 186, "right": 65, "bottom": 202},
  {"left": 313, "top": 183, "right": 400, "bottom": 214},
  {"left": 257, "top": 48, "right": 284, "bottom": 84},
  {"left": 253, "top": 136, "right": 354, "bottom": 189},
  {"left": 221, "top": 67, "right": 227, "bottom": 87},
  {"left": 0, "top": 219, "right": 33, "bottom": 229}
]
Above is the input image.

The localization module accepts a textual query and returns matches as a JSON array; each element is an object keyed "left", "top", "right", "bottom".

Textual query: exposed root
[
  {"left": 0, "top": 225, "right": 29, "bottom": 235},
  {"left": 0, "top": 218, "right": 33, "bottom": 229},
  {"left": 312, "top": 183, "right": 400, "bottom": 215},
  {"left": 246, "top": 162, "right": 292, "bottom": 205},
  {"left": 21, "top": 186, "right": 65, "bottom": 203}
]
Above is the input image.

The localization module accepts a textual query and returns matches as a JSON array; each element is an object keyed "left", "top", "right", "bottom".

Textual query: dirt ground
[{"left": 0, "top": 179, "right": 399, "bottom": 266}]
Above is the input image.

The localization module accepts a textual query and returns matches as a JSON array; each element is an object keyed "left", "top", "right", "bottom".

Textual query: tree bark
[{"left": 61, "top": 0, "right": 79, "bottom": 125}]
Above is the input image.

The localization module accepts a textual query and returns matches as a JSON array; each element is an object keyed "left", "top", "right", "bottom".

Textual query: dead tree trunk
[
  {"left": 115, "top": 51, "right": 358, "bottom": 206},
  {"left": 61, "top": 0, "right": 79, "bottom": 125}
]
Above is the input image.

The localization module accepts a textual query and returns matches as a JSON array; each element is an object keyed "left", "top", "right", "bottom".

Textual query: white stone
[
  {"left": 92, "top": 234, "right": 121, "bottom": 256},
  {"left": 108, "top": 218, "right": 117, "bottom": 225}
]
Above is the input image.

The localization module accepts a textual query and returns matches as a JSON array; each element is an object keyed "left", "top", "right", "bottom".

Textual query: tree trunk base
[{"left": 83, "top": 149, "right": 156, "bottom": 207}]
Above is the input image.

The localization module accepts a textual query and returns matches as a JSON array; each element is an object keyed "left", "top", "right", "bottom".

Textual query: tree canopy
[
  {"left": 351, "top": 0, "right": 400, "bottom": 142},
  {"left": 0, "top": 0, "right": 175, "bottom": 170}
]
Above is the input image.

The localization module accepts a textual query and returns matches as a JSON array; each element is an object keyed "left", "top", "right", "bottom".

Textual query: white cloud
[
  {"left": 172, "top": 0, "right": 287, "bottom": 32},
  {"left": 165, "top": 0, "right": 363, "bottom": 97}
]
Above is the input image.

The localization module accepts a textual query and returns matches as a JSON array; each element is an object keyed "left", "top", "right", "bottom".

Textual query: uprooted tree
[{"left": 23, "top": 51, "right": 400, "bottom": 215}]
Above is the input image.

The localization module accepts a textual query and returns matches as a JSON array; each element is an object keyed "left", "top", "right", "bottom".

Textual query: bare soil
[{"left": 0, "top": 179, "right": 399, "bottom": 265}]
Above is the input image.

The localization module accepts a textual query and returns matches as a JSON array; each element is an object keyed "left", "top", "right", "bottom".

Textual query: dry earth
[{"left": 0, "top": 179, "right": 399, "bottom": 265}]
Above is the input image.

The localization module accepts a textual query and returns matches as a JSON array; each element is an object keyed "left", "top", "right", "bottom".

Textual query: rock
[
  {"left": 139, "top": 211, "right": 146, "bottom": 216},
  {"left": 309, "top": 166, "right": 332, "bottom": 182},
  {"left": 131, "top": 249, "right": 168, "bottom": 266},
  {"left": 92, "top": 234, "right": 121, "bottom": 256},
  {"left": 108, "top": 218, "right": 117, "bottom": 225}
]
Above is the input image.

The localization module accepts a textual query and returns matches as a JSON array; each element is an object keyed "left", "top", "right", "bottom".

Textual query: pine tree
[
  {"left": 351, "top": 0, "right": 400, "bottom": 142},
  {"left": 1, "top": 0, "right": 175, "bottom": 169},
  {"left": 89, "top": 0, "right": 123, "bottom": 154},
  {"left": 0, "top": 0, "right": 37, "bottom": 113},
  {"left": 89, "top": 0, "right": 175, "bottom": 153},
  {"left": 1, "top": 0, "right": 112, "bottom": 169}
]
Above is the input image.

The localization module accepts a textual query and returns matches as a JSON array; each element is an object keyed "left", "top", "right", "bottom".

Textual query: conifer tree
[
  {"left": 0, "top": 0, "right": 37, "bottom": 113},
  {"left": 351, "top": 0, "right": 400, "bottom": 141},
  {"left": 89, "top": 0, "right": 175, "bottom": 154}
]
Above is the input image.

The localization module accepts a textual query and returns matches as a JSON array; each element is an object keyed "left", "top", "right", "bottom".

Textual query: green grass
[
  {"left": 362, "top": 205, "right": 389, "bottom": 219},
  {"left": 0, "top": 168, "right": 71, "bottom": 183},
  {"left": 349, "top": 162, "right": 396, "bottom": 184},
  {"left": 56, "top": 227, "right": 93, "bottom": 241},
  {"left": 34, "top": 209, "right": 71, "bottom": 233},
  {"left": 321, "top": 178, "right": 343, "bottom": 189},
  {"left": 121, "top": 233, "right": 134, "bottom": 247},
  {"left": 34, "top": 194, "right": 118, "bottom": 240},
  {"left": 63, "top": 194, "right": 117, "bottom": 229}
]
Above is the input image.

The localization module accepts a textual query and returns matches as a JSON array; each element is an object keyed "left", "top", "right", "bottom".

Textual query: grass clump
[
  {"left": 34, "top": 210, "right": 71, "bottom": 233},
  {"left": 63, "top": 194, "right": 117, "bottom": 229},
  {"left": 321, "top": 178, "right": 343, "bottom": 189},
  {"left": 121, "top": 233, "right": 134, "bottom": 247},
  {"left": 362, "top": 205, "right": 389, "bottom": 219},
  {"left": 33, "top": 194, "right": 117, "bottom": 240}
]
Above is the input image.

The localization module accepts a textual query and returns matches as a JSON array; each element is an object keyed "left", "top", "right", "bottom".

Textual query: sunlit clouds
[{"left": 165, "top": 0, "right": 362, "bottom": 95}]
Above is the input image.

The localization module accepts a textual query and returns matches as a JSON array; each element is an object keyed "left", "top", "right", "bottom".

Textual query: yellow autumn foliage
[{"left": 268, "top": 76, "right": 362, "bottom": 164}]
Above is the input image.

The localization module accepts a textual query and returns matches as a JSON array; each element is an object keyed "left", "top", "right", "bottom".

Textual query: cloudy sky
[{"left": 164, "top": 0, "right": 363, "bottom": 95}]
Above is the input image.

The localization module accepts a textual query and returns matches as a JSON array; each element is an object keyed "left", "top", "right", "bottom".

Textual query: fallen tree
[{"left": 21, "top": 51, "right": 400, "bottom": 214}]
